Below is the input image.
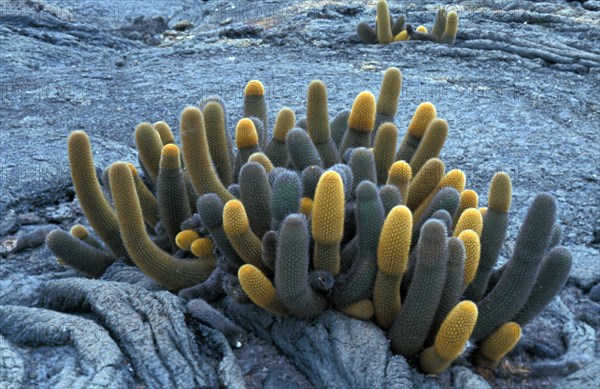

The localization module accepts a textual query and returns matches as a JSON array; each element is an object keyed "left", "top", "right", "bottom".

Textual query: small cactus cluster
[
  {"left": 357, "top": 1, "right": 458, "bottom": 46},
  {"left": 47, "top": 66, "right": 571, "bottom": 376}
]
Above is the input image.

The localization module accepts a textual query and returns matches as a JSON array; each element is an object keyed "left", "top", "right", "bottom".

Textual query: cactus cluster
[
  {"left": 47, "top": 66, "right": 571, "bottom": 376},
  {"left": 357, "top": 1, "right": 459, "bottom": 46}
]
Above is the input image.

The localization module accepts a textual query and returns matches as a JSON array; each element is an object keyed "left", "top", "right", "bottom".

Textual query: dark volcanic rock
[{"left": 221, "top": 298, "right": 413, "bottom": 388}]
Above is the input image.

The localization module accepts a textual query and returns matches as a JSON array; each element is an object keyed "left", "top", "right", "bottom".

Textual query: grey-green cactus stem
[
  {"left": 239, "top": 162, "right": 272, "bottom": 238},
  {"left": 287, "top": 128, "right": 323, "bottom": 171},
  {"left": 512, "top": 246, "right": 572, "bottom": 326},
  {"left": 196, "top": 194, "right": 245, "bottom": 270},
  {"left": 473, "top": 193, "right": 557, "bottom": 341},
  {"left": 46, "top": 229, "right": 115, "bottom": 277},
  {"left": 275, "top": 214, "right": 327, "bottom": 318},
  {"left": 332, "top": 181, "right": 384, "bottom": 308},
  {"left": 271, "top": 170, "right": 302, "bottom": 232},
  {"left": 389, "top": 220, "right": 449, "bottom": 356}
]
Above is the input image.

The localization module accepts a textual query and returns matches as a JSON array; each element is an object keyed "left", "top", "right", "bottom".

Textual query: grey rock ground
[{"left": 1, "top": 0, "right": 599, "bottom": 388}]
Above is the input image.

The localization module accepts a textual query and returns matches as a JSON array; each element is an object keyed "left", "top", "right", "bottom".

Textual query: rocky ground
[{"left": 1, "top": 0, "right": 599, "bottom": 388}]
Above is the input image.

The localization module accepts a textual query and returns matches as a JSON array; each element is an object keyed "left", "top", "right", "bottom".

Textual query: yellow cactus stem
[
  {"left": 235, "top": 118, "right": 259, "bottom": 149},
  {"left": 348, "top": 91, "right": 376, "bottom": 133},
  {"left": 376, "top": 67, "right": 402, "bottom": 119},
  {"left": 373, "top": 206, "right": 413, "bottom": 329},
  {"left": 413, "top": 169, "right": 466, "bottom": 222},
  {"left": 408, "top": 118, "right": 449, "bottom": 176},
  {"left": 416, "top": 25, "right": 428, "bottom": 33},
  {"left": 441, "top": 11, "right": 458, "bottom": 45},
  {"left": 376, "top": 0, "right": 393, "bottom": 43},
  {"left": 248, "top": 152, "right": 274, "bottom": 174},
  {"left": 488, "top": 172, "right": 512, "bottom": 213},
  {"left": 244, "top": 80, "right": 265, "bottom": 96},
  {"left": 339, "top": 91, "right": 376, "bottom": 156},
  {"left": 161, "top": 144, "right": 181, "bottom": 167},
  {"left": 109, "top": 162, "right": 213, "bottom": 290},
  {"left": 273, "top": 107, "right": 296, "bottom": 142},
  {"left": 134, "top": 122, "right": 163, "bottom": 183},
  {"left": 396, "top": 102, "right": 437, "bottom": 165},
  {"left": 128, "top": 163, "right": 159, "bottom": 228},
  {"left": 238, "top": 264, "right": 288, "bottom": 316},
  {"left": 299, "top": 197, "right": 313, "bottom": 217},
  {"left": 477, "top": 322, "right": 522, "bottom": 370},
  {"left": 373, "top": 122, "right": 398, "bottom": 185},
  {"left": 70, "top": 224, "right": 89, "bottom": 239},
  {"left": 67, "top": 131, "right": 126, "bottom": 259},
  {"left": 394, "top": 30, "right": 409, "bottom": 41},
  {"left": 190, "top": 237, "right": 214, "bottom": 257},
  {"left": 387, "top": 161, "right": 412, "bottom": 205},
  {"left": 420, "top": 301, "right": 478, "bottom": 374},
  {"left": 312, "top": 171, "right": 345, "bottom": 275},
  {"left": 153, "top": 121, "right": 175, "bottom": 145},
  {"left": 406, "top": 158, "right": 445, "bottom": 211},
  {"left": 453, "top": 208, "right": 483, "bottom": 237},
  {"left": 339, "top": 299, "right": 375, "bottom": 320},
  {"left": 190, "top": 238, "right": 217, "bottom": 269},
  {"left": 180, "top": 106, "right": 234, "bottom": 203},
  {"left": 458, "top": 230, "right": 481, "bottom": 287},
  {"left": 70, "top": 223, "right": 102, "bottom": 249},
  {"left": 376, "top": 206, "right": 413, "bottom": 276},
  {"left": 479, "top": 207, "right": 488, "bottom": 217},
  {"left": 176, "top": 229, "right": 201, "bottom": 251},
  {"left": 453, "top": 189, "right": 479, "bottom": 227},
  {"left": 223, "top": 199, "right": 271, "bottom": 274},
  {"left": 407, "top": 102, "right": 437, "bottom": 139}
]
